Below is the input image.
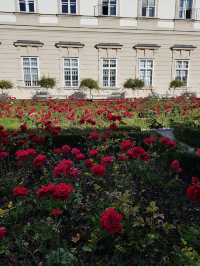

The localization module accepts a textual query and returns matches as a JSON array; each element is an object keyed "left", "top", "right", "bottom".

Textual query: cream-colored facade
[{"left": 0, "top": 0, "right": 200, "bottom": 98}]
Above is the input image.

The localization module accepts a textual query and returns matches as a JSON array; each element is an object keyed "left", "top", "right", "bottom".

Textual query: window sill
[{"left": 137, "top": 16, "right": 158, "bottom": 20}]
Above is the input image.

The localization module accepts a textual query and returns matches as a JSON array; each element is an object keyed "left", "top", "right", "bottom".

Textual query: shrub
[
  {"left": 80, "top": 79, "right": 99, "bottom": 90},
  {"left": 0, "top": 80, "right": 13, "bottom": 92},
  {"left": 170, "top": 80, "right": 184, "bottom": 89},
  {"left": 124, "top": 78, "right": 144, "bottom": 90},
  {"left": 39, "top": 76, "right": 56, "bottom": 89}
]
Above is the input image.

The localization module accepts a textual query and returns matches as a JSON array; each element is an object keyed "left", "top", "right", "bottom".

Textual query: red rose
[
  {"left": 61, "top": 144, "right": 71, "bottom": 154},
  {"left": 120, "top": 140, "right": 134, "bottom": 151},
  {"left": 15, "top": 148, "right": 36, "bottom": 160},
  {"left": 85, "top": 159, "right": 94, "bottom": 168},
  {"left": 0, "top": 226, "right": 7, "bottom": 240},
  {"left": 52, "top": 183, "right": 74, "bottom": 200},
  {"left": 88, "top": 131, "right": 100, "bottom": 141},
  {"left": 71, "top": 148, "right": 81, "bottom": 155},
  {"left": 101, "top": 156, "right": 114, "bottom": 165},
  {"left": 33, "top": 154, "right": 47, "bottom": 168},
  {"left": 13, "top": 186, "right": 29, "bottom": 197},
  {"left": 53, "top": 159, "right": 73, "bottom": 178},
  {"left": 100, "top": 208, "right": 123, "bottom": 235},
  {"left": 160, "top": 137, "right": 176, "bottom": 149},
  {"left": 89, "top": 149, "right": 98, "bottom": 157},
  {"left": 186, "top": 184, "right": 200, "bottom": 204},
  {"left": 50, "top": 208, "right": 63, "bottom": 217},
  {"left": 36, "top": 183, "right": 55, "bottom": 198},
  {"left": 170, "top": 160, "right": 182, "bottom": 173},
  {"left": 91, "top": 164, "right": 106, "bottom": 176},
  {"left": 75, "top": 153, "right": 85, "bottom": 161}
]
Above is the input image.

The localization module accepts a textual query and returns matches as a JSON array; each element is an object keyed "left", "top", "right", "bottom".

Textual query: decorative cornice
[
  {"left": 133, "top": 44, "right": 161, "bottom": 49},
  {"left": 170, "top": 45, "right": 196, "bottom": 50},
  {"left": 55, "top": 42, "right": 85, "bottom": 48},
  {"left": 13, "top": 40, "right": 44, "bottom": 47},
  {"left": 95, "top": 43, "right": 123, "bottom": 49}
]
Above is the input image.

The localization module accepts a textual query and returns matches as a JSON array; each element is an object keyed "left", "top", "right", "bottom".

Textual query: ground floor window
[
  {"left": 64, "top": 58, "right": 79, "bottom": 87},
  {"left": 139, "top": 59, "right": 153, "bottom": 86},
  {"left": 22, "top": 57, "right": 39, "bottom": 87},
  {"left": 175, "top": 60, "right": 189, "bottom": 85},
  {"left": 61, "top": 0, "right": 77, "bottom": 14},
  {"left": 102, "top": 59, "right": 117, "bottom": 87},
  {"left": 19, "top": 0, "right": 35, "bottom": 12}
]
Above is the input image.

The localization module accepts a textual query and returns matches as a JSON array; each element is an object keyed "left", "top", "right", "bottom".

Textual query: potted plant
[
  {"left": 80, "top": 78, "right": 99, "bottom": 100},
  {"left": 38, "top": 76, "right": 55, "bottom": 93},
  {"left": 124, "top": 78, "right": 144, "bottom": 96},
  {"left": 169, "top": 80, "right": 184, "bottom": 96},
  {"left": 0, "top": 80, "right": 13, "bottom": 94}
]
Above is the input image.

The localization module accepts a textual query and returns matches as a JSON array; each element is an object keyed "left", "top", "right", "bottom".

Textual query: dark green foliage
[
  {"left": 80, "top": 79, "right": 99, "bottom": 90},
  {"left": 39, "top": 76, "right": 56, "bottom": 89},
  {"left": 170, "top": 80, "right": 184, "bottom": 89},
  {"left": 124, "top": 79, "right": 144, "bottom": 90},
  {"left": 0, "top": 80, "right": 13, "bottom": 90}
]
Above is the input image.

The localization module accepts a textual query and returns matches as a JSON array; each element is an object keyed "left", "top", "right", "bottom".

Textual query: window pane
[
  {"left": 29, "top": 1, "right": 35, "bottom": 12},
  {"left": 19, "top": 0, "right": 26, "bottom": 11},
  {"left": 70, "top": 0, "right": 76, "bottom": 13}
]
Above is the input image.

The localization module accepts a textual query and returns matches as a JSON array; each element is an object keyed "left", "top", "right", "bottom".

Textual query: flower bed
[{"left": 0, "top": 96, "right": 200, "bottom": 265}]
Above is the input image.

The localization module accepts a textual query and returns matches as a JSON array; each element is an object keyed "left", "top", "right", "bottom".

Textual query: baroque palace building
[{"left": 0, "top": 0, "right": 200, "bottom": 98}]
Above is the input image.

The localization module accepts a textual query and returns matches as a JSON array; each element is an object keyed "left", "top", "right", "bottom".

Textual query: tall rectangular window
[
  {"left": 22, "top": 57, "right": 39, "bottom": 87},
  {"left": 175, "top": 60, "right": 189, "bottom": 85},
  {"left": 102, "top": 59, "right": 117, "bottom": 87},
  {"left": 61, "top": 0, "right": 77, "bottom": 14},
  {"left": 142, "top": 0, "right": 156, "bottom": 17},
  {"left": 139, "top": 59, "right": 153, "bottom": 86},
  {"left": 64, "top": 58, "right": 79, "bottom": 87},
  {"left": 19, "top": 0, "right": 35, "bottom": 12},
  {"left": 179, "top": 0, "right": 193, "bottom": 19},
  {"left": 102, "top": 0, "right": 117, "bottom": 16}
]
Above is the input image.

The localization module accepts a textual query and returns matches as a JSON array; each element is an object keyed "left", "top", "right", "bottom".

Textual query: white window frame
[
  {"left": 60, "top": 0, "right": 77, "bottom": 14},
  {"left": 175, "top": 59, "right": 189, "bottom": 86},
  {"left": 141, "top": 0, "right": 156, "bottom": 17},
  {"left": 179, "top": 0, "right": 193, "bottom": 19},
  {"left": 18, "top": 0, "right": 36, "bottom": 13},
  {"left": 101, "top": 0, "right": 117, "bottom": 16},
  {"left": 139, "top": 58, "right": 154, "bottom": 87},
  {"left": 102, "top": 58, "right": 117, "bottom": 88},
  {"left": 63, "top": 57, "right": 79, "bottom": 88},
  {"left": 22, "top": 57, "right": 40, "bottom": 87}
]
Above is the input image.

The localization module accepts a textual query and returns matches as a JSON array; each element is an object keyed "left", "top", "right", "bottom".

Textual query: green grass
[{"left": 0, "top": 118, "right": 21, "bottom": 130}]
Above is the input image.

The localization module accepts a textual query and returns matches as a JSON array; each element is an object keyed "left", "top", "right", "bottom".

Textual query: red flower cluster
[
  {"left": 53, "top": 159, "right": 73, "bottom": 178},
  {"left": 196, "top": 148, "right": 200, "bottom": 157},
  {"left": 15, "top": 148, "right": 36, "bottom": 160},
  {"left": 170, "top": 160, "right": 182, "bottom": 173},
  {"left": 33, "top": 154, "right": 47, "bottom": 168},
  {"left": 13, "top": 186, "right": 29, "bottom": 197},
  {"left": 50, "top": 208, "right": 63, "bottom": 217},
  {"left": 127, "top": 146, "right": 150, "bottom": 161},
  {"left": 101, "top": 156, "right": 114, "bottom": 166},
  {"left": 100, "top": 208, "right": 123, "bottom": 235},
  {"left": 37, "top": 183, "right": 74, "bottom": 201},
  {"left": 143, "top": 136, "right": 157, "bottom": 145},
  {"left": 160, "top": 137, "right": 176, "bottom": 149},
  {"left": 120, "top": 139, "right": 134, "bottom": 151},
  {"left": 186, "top": 183, "right": 200, "bottom": 204},
  {"left": 0, "top": 226, "right": 7, "bottom": 240},
  {"left": 91, "top": 164, "right": 106, "bottom": 176}
]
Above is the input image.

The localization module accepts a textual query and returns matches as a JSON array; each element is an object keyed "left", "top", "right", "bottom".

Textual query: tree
[
  {"left": 169, "top": 80, "right": 184, "bottom": 96},
  {"left": 80, "top": 79, "right": 99, "bottom": 99}
]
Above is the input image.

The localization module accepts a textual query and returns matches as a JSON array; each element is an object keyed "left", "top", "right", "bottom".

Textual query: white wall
[
  {"left": 120, "top": 0, "right": 137, "bottom": 17},
  {"left": 0, "top": 0, "right": 15, "bottom": 12},
  {"left": 38, "top": 0, "right": 58, "bottom": 14},
  {"left": 158, "top": 0, "right": 176, "bottom": 19},
  {"left": 80, "top": 0, "right": 98, "bottom": 16}
]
